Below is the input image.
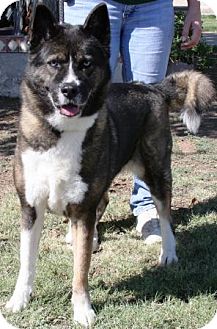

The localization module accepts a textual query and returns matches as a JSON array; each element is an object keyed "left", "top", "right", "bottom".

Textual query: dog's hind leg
[
  {"left": 6, "top": 202, "right": 45, "bottom": 312},
  {"left": 142, "top": 163, "right": 178, "bottom": 265},
  {"left": 138, "top": 134, "right": 178, "bottom": 266},
  {"left": 152, "top": 195, "right": 178, "bottom": 266},
  {"left": 71, "top": 210, "right": 96, "bottom": 327},
  {"left": 96, "top": 191, "right": 109, "bottom": 222}
]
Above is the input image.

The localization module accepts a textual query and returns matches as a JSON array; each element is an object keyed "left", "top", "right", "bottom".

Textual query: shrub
[{"left": 170, "top": 12, "right": 217, "bottom": 71}]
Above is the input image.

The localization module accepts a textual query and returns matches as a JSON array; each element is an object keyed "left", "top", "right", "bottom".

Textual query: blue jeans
[{"left": 65, "top": 0, "right": 174, "bottom": 216}]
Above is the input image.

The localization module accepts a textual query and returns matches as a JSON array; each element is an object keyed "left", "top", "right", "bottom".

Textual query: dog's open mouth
[{"left": 60, "top": 104, "right": 80, "bottom": 117}]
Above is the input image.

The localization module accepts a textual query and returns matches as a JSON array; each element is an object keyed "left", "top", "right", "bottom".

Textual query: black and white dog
[{"left": 1, "top": 3, "right": 215, "bottom": 328}]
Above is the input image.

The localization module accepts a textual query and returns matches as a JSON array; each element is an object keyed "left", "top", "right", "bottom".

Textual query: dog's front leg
[
  {"left": 71, "top": 215, "right": 96, "bottom": 328},
  {"left": 6, "top": 203, "right": 45, "bottom": 312},
  {"left": 66, "top": 192, "right": 109, "bottom": 252}
]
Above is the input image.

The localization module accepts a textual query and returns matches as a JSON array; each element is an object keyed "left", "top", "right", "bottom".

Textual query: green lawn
[
  {"left": 0, "top": 106, "right": 217, "bottom": 328},
  {"left": 202, "top": 15, "right": 217, "bottom": 32}
]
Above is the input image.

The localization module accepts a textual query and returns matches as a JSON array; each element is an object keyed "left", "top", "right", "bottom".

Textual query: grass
[
  {"left": 202, "top": 15, "right": 217, "bottom": 32},
  {"left": 0, "top": 100, "right": 217, "bottom": 329},
  {"left": 0, "top": 104, "right": 217, "bottom": 328}
]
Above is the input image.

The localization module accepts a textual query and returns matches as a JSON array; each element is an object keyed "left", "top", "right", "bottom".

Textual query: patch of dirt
[
  {"left": 176, "top": 139, "right": 197, "bottom": 154},
  {"left": 110, "top": 174, "right": 132, "bottom": 194}
]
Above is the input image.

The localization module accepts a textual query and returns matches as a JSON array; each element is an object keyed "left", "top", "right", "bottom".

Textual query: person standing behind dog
[{"left": 64, "top": 0, "right": 202, "bottom": 243}]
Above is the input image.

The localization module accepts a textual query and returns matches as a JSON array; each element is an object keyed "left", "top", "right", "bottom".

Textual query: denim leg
[
  {"left": 64, "top": 0, "right": 93, "bottom": 25},
  {"left": 130, "top": 177, "right": 156, "bottom": 216},
  {"left": 121, "top": 0, "right": 174, "bottom": 83},
  {"left": 120, "top": 0, "right": 174, "bottom": 216}
]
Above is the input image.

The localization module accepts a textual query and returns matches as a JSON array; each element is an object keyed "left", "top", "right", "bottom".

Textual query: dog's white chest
[{"left": 22, "top": 131, "right": 88, "bottom": 214}]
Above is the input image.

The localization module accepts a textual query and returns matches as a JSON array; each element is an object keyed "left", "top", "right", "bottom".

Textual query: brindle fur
[{"left": 7, "top": 4, "right": 215, "bottom": 328}]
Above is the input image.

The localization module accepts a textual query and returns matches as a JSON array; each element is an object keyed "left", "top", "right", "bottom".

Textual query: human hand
[{"left": 181, "top": 1, "right": 202, "bottom": 50}]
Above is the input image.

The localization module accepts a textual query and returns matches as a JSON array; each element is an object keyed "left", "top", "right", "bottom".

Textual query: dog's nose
[{"left": 61, "top": 83, "right": 78, "bottom": 99}]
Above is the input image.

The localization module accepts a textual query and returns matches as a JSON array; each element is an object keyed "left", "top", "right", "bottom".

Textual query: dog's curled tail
[
  {"left": 0, "top": 312, "right": 20, "bottom": 329},
  {"left": 161, "top": 70, "right": 216, "bottom": 134}
]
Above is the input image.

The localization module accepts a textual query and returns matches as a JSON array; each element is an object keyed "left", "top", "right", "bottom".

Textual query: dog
[{"left": 1, "top": 3, "right": 215, "bottom": 328}]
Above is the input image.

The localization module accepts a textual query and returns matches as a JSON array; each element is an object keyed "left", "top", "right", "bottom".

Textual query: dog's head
[{"left": 24, "top": 4, "right": 110, "bottom": 130}]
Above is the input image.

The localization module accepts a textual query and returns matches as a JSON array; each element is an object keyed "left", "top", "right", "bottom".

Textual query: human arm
[{"left": 181, "top": 0, "right": 202, "bottom": 49}]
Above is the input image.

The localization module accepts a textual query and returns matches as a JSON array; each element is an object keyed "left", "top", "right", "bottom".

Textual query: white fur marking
[
  {"left": 199, "top": 312, "right": 217, "bottom": 329},
  {"left": 152, "top": 198, "right": 178, "bottom": 265},
  {"left": 22, "top": 130, "right": 93, "bottom": 213},
  {"left": 6, "top": 209, "right": 44, "bottom": 313},
  {"left": 181, "top": 110, "right": 201, "bottom": 134},
  {"left": 159, "top": 217, "right": 178, "bottom": 265},
  {"left": 0, "top": 312, "right": 19, "bottom": 329},
  {"left": 72, "top": 293, "right": 96, "bottom": 327},
  {"left": 65, "top": 57, "right": 80, "bottom": 86},
  {"left": 57, "top": 57, "right": 80, "bottom": 107}
]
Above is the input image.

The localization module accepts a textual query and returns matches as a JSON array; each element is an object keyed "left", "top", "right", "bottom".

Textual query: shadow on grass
[
  {"left": 95, "top": 195, "right": 217, "bottom": 310},
  {"left": 0, "top": 135, "right": 17, "bottom": 156},
  {"left": 98, "top": 195, "right": 217, "bottom": 237},
  {"left": 0, "top": 97, "right": 19, "bottom": 157},
  {"left": 172, "top": 195, "right": 217, "bottom": 226}
]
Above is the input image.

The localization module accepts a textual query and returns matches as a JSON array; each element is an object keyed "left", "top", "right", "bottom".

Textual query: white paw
[
  {"left": 158, "top": 222, "right": 178, "bottom": 266},
  {"left": 72, "top": 293, "right": 96, "bottom": 328},
  {"left": 159, "top": 249, "right": 178, "bottom": 266},
  {"left": 159, "top": 235, "right": 178, "bottom": 266},
  {"left": 0, "top": 311, "right": 18, "bottom": 329},
  {"left": 74, "top": 306, "right": 96, "bottom": 328},
  {"left": 199, "top": 312, "right": 217, "bottom": 329},
  {"left": 6, "top": 286, "right": 32, "bottom": 312},
  {"left": 159, "top": 233, "right": 178, "bottom": 266}
]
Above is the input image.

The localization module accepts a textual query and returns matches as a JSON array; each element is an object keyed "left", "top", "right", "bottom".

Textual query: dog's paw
[
  {"left": 159, "top": 248, "right": 178, "bottom": 266},
  {"left": 74, "top": 306, "right": 96, "bottom": 328},
  {"left": 159, "top": 237, "right": 178, "bottom": 266},
  {"left": 72, "top": 293, "right": 96, "bottom": 328},
  {"left": 6, "top": 287, "right": 32, "bottom": 312},
  {"left": 158, "top": 226, "right": 178, "bottom": 266}
]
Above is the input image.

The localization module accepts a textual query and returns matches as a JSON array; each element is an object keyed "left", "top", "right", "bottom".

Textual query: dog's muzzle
[{"left": 59, "top": 83, "right": 88, "bottom": 117}]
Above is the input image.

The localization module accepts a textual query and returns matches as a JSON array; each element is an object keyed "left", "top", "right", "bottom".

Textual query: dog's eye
[
  {"left": 81, "top": 59, "right": 92, "bottom": 69},
  {"left": 48, "top": 60, "right": 61, "bottom": 69}
]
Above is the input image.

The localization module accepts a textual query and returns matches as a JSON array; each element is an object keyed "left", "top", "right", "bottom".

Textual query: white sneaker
[
  {"left": 136, "top": 208, "right": 162, "bottom": 245},
  {"left": 65, "top": 222, "right": 73, "bottom": 245},
  {"left": 92, "top": 229, "right": 99, "bottom": 253}
]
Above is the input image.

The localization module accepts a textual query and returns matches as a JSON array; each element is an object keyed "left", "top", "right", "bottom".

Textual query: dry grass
[{"left": 0, "top": 98, "right": 217, "bottom": 328}]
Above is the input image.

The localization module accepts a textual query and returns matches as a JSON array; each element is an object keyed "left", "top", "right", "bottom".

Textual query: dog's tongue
[{"left": 60, "top": 104, "right": 80, "bottom": 117}]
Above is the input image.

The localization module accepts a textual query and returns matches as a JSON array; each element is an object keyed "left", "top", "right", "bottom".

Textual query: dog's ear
[
  {"left": 29, "top": 4, "right": 58, "bottom": 50},
  {"left": 83, "top": 4, "right": 110, "bottom": 51}
]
